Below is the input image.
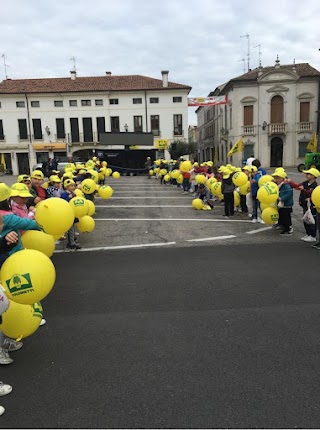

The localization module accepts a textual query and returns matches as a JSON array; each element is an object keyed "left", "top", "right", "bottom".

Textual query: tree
[{"left": 169, "top": 140, "right": 196, "bottom": 159}]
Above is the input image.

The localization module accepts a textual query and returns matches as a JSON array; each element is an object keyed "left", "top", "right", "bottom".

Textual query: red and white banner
[{"left": 188, "top": 96, "right": 228, "bottom": 107}]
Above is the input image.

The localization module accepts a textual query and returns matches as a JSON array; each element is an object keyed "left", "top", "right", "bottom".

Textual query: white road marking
[
  {"left": 246, "top": 226, "right": 273, "bottom": 234},
  {"left": 54, "top": 241, "right": 176, "bottom": 253},
  {"left": 94, "top": 218, "right": 252, "bottom": 223},
  {"left": 107, "top": 196, "right": 189, "bottom": 199},
  {"left": 187, "top": 235, "right": 236, "bottom": 242},
  {"left": 95, "top": 205, "right": 191, "bottom": 208}
]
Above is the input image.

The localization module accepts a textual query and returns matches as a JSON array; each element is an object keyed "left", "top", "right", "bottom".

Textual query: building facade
[
  {"left": 197, "top": 59, "right": 320, "bottom": 167},
  {"left": 0, "top": 71, "right": 191, "bottom": 174}
]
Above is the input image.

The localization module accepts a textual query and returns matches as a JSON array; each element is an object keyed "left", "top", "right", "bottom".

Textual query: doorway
[
  {"left": 17, "top": 153, "right": 30, "bottom": 174},
  {"left": 270, "top": 137, "right": 283, "bottom": 167}
]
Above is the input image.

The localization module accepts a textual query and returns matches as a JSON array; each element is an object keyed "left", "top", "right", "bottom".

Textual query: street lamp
[{"left": 124, "top": 123, "right": 128, "bottom": 132}]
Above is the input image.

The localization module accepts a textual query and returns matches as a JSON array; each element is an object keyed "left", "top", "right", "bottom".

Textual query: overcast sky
[{"left": 1, "top": 0, "right": 320, "bottom": 123}]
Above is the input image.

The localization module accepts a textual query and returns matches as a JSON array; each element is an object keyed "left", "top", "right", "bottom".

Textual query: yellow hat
[
  {"left": 0, "top": 183, "right": 12, "bottom": 201},
  {"left": 92, "top": 157, "right": 97, "bottom": 161},
  {"left": 251, "top": 166, "right": 258, "bottom": 173},
  {"left": 62, "top": 172, "right": 74, "bottom": 179},
  {"left": 218, "top": 166, "right": 227, "bottom": 173},
  {"left": 51, "top": 170, "right": 60, "bottom": 174},
  {"left": 302, "top": 168, "right": 320, "bottom": 178},
  {"left": 31, "top": 170, "right": 44, "bottom": 179},
  {"left": 272, "top": 170, "right": 287, "bottom": 179},
  {"left": 10, "top": 183, "right": 33, "bottom": 198},
  {"left": 222, "top": 169, "right": 231, "bottom": 179},
  {"left": 235, "top": 167, "right": 242, "bottom": 172},
  {"left": 207, "top": 161, "right": 213, "bottom": 166},
  {"left": 193, "top": 162, "right": 199, "bottom": 167},
  {"left": 63, "top": 179, "right": 75, "bottom": 188},
  {"left": 242, "top": 166, "right": 252, "bottom": 172},
  {"left": 18, "top": 174, "right": 31, "bottom": 183},
  {"left": 49, "top": 175, "right": 61, "bottom": 183}
]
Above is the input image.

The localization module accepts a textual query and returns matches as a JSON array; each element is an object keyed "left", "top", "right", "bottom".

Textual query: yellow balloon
[
  {"left": 69, "top": 196, "right": 89, "bottom": 218},
  {"left": 206, "top": 177, "right": 217, "bottom": 188},
  {"left": 81, "top": 178, "right": 96, "bottom": 194},
  {"left": 102, "top": 161, "right": 107, "bottom": 167},
  {"left": 87, "top": 169, "right": 99, "bottom": 183},
  {"left": 74, "top": 189, "right": 84, "bottom": 197},
  {"left": 42, "top": 181, "right": 49, "bottom": 189},
  {"left": 1, "top": 249, "right": 56, "bottom": 305},
  {"left": 211, "top": 181, "right": 222, "bottom": 196},
  {"left": 260, "top": 202, "right": 276, "bottom": 211},
  {"left": 180, "top": 161, "right": 192, "bottom": 172},
  {"left": 112, "top": 171, "right": 120, "bottom": 179},
  {"left": 234, "top": 191, "right": 240, "bottom": 207},
  {"left": 170, "top": 170, "right": 180, "bottom": 179},
  {"left": 0, "top": 300, "right": 43, "bottom": 341},
  {"left": 177, "top": 174, "right": 183, "bottom": 184},
  {"left": 160, "top": 169, "right": 167, "bottom": 176},
  {"left": 239, "top": 181, "right": 251, "bottom": 195},
  {"left": 86, "top": 160, "right": 95, "bottom": 169},
  {"left": 258, "top": 175, "right": 274, "bottom": 187},
  {"left": 76, "top": 216, "right": 95, "bottom": 233},
  {"left": 86, "top": 200, "right": 96, "bottom": 216},
  {"left": 149, "top": 169, "right": 154, "bottom": 176},
  {"left": 98, "top": 172, "right": 105, "bottom": 180},
  {"left": 98, "top": 185, "right": 114, "bottom": 199},
  {"left": 21, "top": 230, "right": 55, "bottom": 257},
  {"left": 232, "top": 171, "right": 248, "bottom": 187},
  {"left": 192, "top": 198, "right": 204, "bottom": 210},
  {"left": 195, "top": 174, "right": 207, "bottom": 184},
  {"left": 261, "top": 207, "right": 279, "bottom": 225},
  {"left": 257, "top": 181, "right": 279, "bottom": 204},
  {"left": 35, "top": 197, "right": 74, "bottom": 236},
  {"left": 163, "top": 174, "right": 170, "bottom": 182},
  {"left": 311, "top": 185, "right": 320, "bottom": 207},
  {"left": 155, "top": 160, "right": 161, "bottom": 166}
]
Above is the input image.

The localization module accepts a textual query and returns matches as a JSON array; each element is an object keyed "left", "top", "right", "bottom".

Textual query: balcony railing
[
  {"left": 297, "top": 122, "right": 313, "bottom": 133},
  {"left": 67, "top": 132, "right": 99, "bottom": 144},
  {"left": 242, "top": 125, "right": 256, "bottom": 136},
  {"left": 268, "top": 123, "right": 287, "bottom": 135}
]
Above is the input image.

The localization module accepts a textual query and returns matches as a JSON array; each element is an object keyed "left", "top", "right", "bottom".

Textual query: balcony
[
  {"left": 67, "top": 132, "right": 99, "bottom": 144},
  {"left": 297, "top": 122, "right": 313, "bottom": 133},
  {"left": 242, "top": 125, "right": 256, "bottom": 136},
  {"left": 268, "top": 123, "right": 287, "bottom": 135}
]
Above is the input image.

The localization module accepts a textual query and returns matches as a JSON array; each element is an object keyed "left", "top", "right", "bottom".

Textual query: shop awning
[{"left": 33, "top": 143, "right": 66, "bottom": 150}]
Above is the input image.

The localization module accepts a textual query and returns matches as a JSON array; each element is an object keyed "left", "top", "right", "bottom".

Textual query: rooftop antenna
[
  {"left": 70, "top": 56, "right": 77, "bottom": 72},
  {"left": 237, "top": 58, "right": 246, "bottom": 74},
  {"left": 1, "top": 54, "right": 9, "bottom": 79},
  {"left": 240, "top": 33, "right": 250, "bottom": 72},
  {"left": 253, "top": 44, "right": 262, "bottom": 67}
]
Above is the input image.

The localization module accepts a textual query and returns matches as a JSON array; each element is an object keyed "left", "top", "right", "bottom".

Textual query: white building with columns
[
  {"left": 0, "top": 71, "right": 191, "bottom": 174},
  {"left": 197, "top": 58, "right": 320, "bottom": 168}
]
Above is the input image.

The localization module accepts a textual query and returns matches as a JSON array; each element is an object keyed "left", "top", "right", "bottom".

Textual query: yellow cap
[
  {"left": 222, "top": 169, "right": 231, "bottom": 179},
  {"left": 242, "top": 166, "right": 252, "bottom": 172},
  {"left": 18, "top": 174, "right": 31, "bottom": 183},
  {"left": 31, "top": 170, "right": 44, "bottom": 179},
  {"left": 62, "top": 172, "right": 74, "bottom": 179},
  {"left": 10, "top": 183, "right": 33, "bottom": 198},
  {"left": 0, "top": 183, "right": 12, "bottom": 202},
  {"left": 251, "top": 166, "right": 258, "bottom": 173},
  {"left": 49, "top": 175, "right": 61, "bottom": 183},
  {"left": 272, "top": 170, "right": 287, "bottom": 179},
  {"left": 63, "top": 179, "right": 75, "bottom": 188},
  {"left": 302, "top": 168, "right": 320, "bottom": 178}
]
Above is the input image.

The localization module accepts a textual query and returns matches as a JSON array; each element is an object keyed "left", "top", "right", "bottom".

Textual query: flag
[
  {"left": 0, "top": 153, "right": 6, "bottom": 171},
  {"left": 227, "top": 138, "right": 243, "bottom": 157},
  {"left": 306, "top": 132, "right": 317, "bottom": 153}
]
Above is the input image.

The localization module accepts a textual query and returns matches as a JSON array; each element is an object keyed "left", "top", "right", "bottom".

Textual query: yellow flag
[
  {"left": 0, "top": 153, "right": 6, "bottom": 171},
  {"left": 227, "top": 138, "right": 243, "bottom": 158},
  {"left": 306, "top": 132, "right": 317, "bottom": 153}
]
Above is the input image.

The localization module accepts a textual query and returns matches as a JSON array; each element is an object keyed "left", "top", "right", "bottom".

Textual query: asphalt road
[{"left": 1, "top": 172, "right": 320, "bottom": 428}]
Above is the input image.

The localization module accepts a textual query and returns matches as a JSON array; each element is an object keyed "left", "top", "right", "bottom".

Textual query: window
[
  {"left": 150, "top": 97, "right": 159, "bottom": 104},
  {"left": 32, "top": 119, "right": 43, "bottom": 140},
  {"left": 31, "top": 101, "right": 40, "bottom": 107},
  {"left": 0, "top": 102, "right": 1, "bottom": 108},
  {"left": 243, "top": 143, "right": 254, "bottom": 160},
  {"left": 70, "top": 118, "right": 79, "bottom": 142},
  {"left": 300, "top": 102, "right": 310, "bottom": 122},
  {"left": 243, "top": 105, "right": 253, "bottom": 125},
  {"left": 54, "top": 100, "right": 63, "bottom": 107},
  {"left": 150, "top": 115, "right": 160, "bottom": 136},
  {"left": 83, "top": 118, "right": 93, "bottom": 142},
  {"left": 173, "top": 114, "right": 183, "bottom": 135},
  {"left": 134, "top": 116, "right": 143, "bottom": 132},
  {"left": 110, "top": 116, "right": 120, "bottom": 132},
  {"left": 270, "top": 95, "right": 284, "bottom": 123},
  {"left": 56, "top": 118, "right": 66, "bottom": 139},
  {"left": 95, "top": 99, "right": 103, "bottom": 106},
  {"left": 81, "top": 100, "right": 91, "bottom": 106},
  {"left": 18, "top": 119, "right": 28, "bottom": 139},
  {"left": 96, "top": 117, "right": 106, "bottom": 141},
  {"left": 0, "top": 120, "right": 4, "bottom": 140},
  {"left": 299, "top": 140, "right": 309, "bottom": 158},
  {"left": 69, "top": 100, "right": 77, "bottom": 107},
  {"left": 16, "top": 101, "right": 25, "bottom": 108},
  {"left": 109, "top": 99, "right": 119, "bottom": 105},
  {"left": 230, "top": 106, "right": 233, "bottom": 129},
  {"left": 173, "top": 96, "right": 182, "bottom": 103},
  {"left": 133, "top": 98, "right": 142, "bottom": 104}
]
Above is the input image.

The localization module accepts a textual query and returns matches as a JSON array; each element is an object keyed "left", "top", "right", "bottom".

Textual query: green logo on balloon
[
  {"left": 264, "top": 183, "right": 278, "bottom": 195},
  {"left": 32, "top": 302, "right": 43, "bottom": 318},
  {"left": 6, "top": 273, "right": 34, "bottom": 297}
]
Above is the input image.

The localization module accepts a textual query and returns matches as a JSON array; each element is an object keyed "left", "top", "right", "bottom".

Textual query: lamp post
[{"left": 124, "top": 124, "right": 128, "bottom": 132}]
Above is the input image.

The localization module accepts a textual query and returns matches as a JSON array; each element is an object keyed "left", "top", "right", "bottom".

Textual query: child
[
  {"left": 47, "top": 175, "right": 62, "bottom": 198},
  {"left": 60, "top": 179, "right": 82, "bottom": 250},
  {"left": 250, "top": 165, "right": 263, "bottom": 223},
  {"left": 271, "top": 170, "right": 293, "bottom": 235},
  {"left": 195, "top": 184, "right": 214, "bottom": 209},
  {"left": 221, "top": 169, "right": 235, "bottom": 218},
  {"left": 10, "top": 183, "right": 35, "bottom": 223}
]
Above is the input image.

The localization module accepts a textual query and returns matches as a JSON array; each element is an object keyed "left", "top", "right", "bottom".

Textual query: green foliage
[{"left": 169, "top": 140, "right": 196, "bottom": 159}]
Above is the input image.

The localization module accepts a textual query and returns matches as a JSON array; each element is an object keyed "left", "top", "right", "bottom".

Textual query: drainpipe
[
  {"left": 25, "top": 93, "right": 33, "bottom": 173},
  {"left": 144, "top": 90, "right": 148, "bottom": 132},
  {"left": 317, "top": 79, "right": 320, "bottom": 151}
]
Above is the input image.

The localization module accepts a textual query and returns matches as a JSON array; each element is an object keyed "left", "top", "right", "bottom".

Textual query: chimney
[
  {"left": 161, "top": 70, "right": 169, "bottom": 87},
  {"left": 70, "top": 70, "right": 76, "bottom": 80},
  {"left": 105, "top": 71, "right": 112, "bottom": 76},
  {"left": 275, "top": 55, "right": 280, "bottom": 69}
]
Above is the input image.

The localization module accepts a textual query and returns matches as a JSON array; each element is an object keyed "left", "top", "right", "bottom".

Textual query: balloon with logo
[
  {"left": 261, "top": 207, "right": 279, "bottom": 225},
  {"left": 69, "top": 196, "right": 89, "bottom": 218},
  {"left": 195, "top": 174, "right": 206, "bottom": 184},
  {"left": 177, "top": 174, "right": 183, "bottom": 184},
  {"left": 257, "top": 181, "right": 279, "bottom": 204},
  {"left": 160, "top": 169, "right": 167, "bottom": 176},
  {"left": 1, "top": 249, "right": 56, "bottom": 305},
  {"left": 211, "top": 181, "right": 222, "bottom": 197},
  {"left": 180, "top": 161, "right": 192, "bottom": 172},
  {"left": 98, "top": 185, "right": 113, "bottom": 199},
  {"left": 258, "top": 175, "right": 274, "bottom": 187},
  {"left": 21, "top": 230, "right": 55, "bottom": 258},
  {"left": 86, "top": 160, "right": 95, "bottom": 169},
  {"left": 260, "top": 202, "right": 276, "bottom": 211},
  {"left": 76, "top": 216, "right": 95, "bottom": 233},
  {"left": 207, "top": 177, "right": 217, "bottom": 188},
  {"left": 192, "top": 198, "right": 204, "bottom": 210},
  {"left": 86, "top": 200, "right": 96, "bottom": 216},
  {"left": 311, "top": 185, "right": 320, "bottom": 207},
  {"left": 87, "top": 169, "right": 99, "bottom": 183},
  {"left": 232, "top": 171, "right": 248, "bottom": 187},
  {"left": 239, "top": 181, "right": 251, "bottom": 195},
  {"left": 163, "top": 174, "right": 170, "bottom": 182},
  {"left": 112, "top": 171, "right": 120, "bottom": 179},
  {"left": 81, "top": 178, "right": 96, "bottom": 195},
  {"left": 35, "top": 197, "right": 74, "bottom": 236},
  {"left": 0, "top": 300, "right": 43, "bottom": 341},
  {"left": 234, "top": 191, "right": 240, "bottom": 207},
  {"left": 170, "top": 170, "right": 180, "bottom": 179}
]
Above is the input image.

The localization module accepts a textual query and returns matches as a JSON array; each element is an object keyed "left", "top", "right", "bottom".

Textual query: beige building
[{"left": 197, "top": 58, "right": 320, "bottom": 167}]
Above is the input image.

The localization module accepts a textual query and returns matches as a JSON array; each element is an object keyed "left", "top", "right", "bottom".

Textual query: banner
[
  {"left": 306, "top": 132, "right": 317, "bottom": 153},
  {"left": 227, "top": 138, "right": 243, "bottom": 158},
  {"left": 155, "top": 139, "right": 169, "bottom": 150},
  {"left": 188, "top": 96, "right": 228, "bottom": 107}
]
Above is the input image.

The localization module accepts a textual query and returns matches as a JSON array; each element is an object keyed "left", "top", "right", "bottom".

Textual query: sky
[{"left": 1, "top": 0, "right": 320, "bottom": 124}]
